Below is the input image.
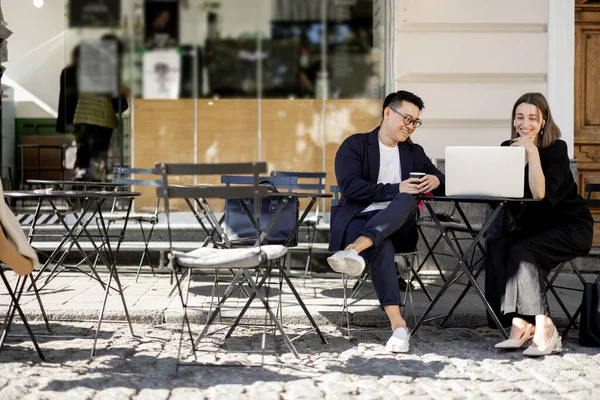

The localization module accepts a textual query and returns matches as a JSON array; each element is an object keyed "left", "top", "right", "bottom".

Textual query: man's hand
[
  {"left": 417, "top": 175, "right": 440, "bottom": 194},
  {"left": 399, "top": 178, "right": 421, "bottom": 194}
]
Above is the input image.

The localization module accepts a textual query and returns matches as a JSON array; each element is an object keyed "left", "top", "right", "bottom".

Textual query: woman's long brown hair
[{"left": 510, "top": 92, "right": 561, "bottom": 148}]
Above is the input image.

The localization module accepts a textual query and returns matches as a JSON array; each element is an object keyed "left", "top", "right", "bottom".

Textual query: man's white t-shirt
[{"left": 362, "top": 140, "right": 401, "bottom": 213}]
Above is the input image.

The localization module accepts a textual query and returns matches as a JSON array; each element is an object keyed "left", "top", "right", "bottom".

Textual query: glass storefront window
[{"left": 5, "top": 0, "right": 391, "bottom": 211}]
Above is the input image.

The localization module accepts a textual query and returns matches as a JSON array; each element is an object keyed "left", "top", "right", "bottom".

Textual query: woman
[
  {"left": 485, "top": 92, "right": 593, "bottom": 356},
  {"left": 73, "top": 34, "right": 128, "bottom": 181}
]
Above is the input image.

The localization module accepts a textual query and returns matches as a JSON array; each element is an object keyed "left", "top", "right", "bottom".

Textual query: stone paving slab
[
  {"left": 0, "top": 322, "right": 599, "bottom": 399},
  {"left": 1, "top": 269, "right": 592, "bottom": 330}
]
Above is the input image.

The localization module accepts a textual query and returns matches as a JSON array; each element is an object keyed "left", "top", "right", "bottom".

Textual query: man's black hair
[{"left": 381, "top": 90, "right": 424, "bottom": 119}]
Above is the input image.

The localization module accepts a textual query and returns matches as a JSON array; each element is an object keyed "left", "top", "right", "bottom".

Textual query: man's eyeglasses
[{"left": 390, "top": 107, "right": 423, "bottom": 128}]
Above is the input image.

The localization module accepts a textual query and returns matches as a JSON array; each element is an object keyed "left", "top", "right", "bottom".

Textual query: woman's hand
[
  {"left": 511, "top": 135, "right": 538, "bottom": 161},
  {"left": 417, "top": 175, "right": 440, "bottom": 193}
]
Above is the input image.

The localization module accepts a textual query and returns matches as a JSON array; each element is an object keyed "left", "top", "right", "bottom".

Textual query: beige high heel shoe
[
  {"left": 494, "top": 323, "right": 534, "bottom": 349},
  {"left": 523, "top": 327, "right": 562, "bottom": 357}
]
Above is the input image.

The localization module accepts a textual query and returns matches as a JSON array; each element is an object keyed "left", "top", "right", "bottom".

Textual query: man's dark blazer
[{"left": 329, "top": 127, "right": 445, "bottom": 251}]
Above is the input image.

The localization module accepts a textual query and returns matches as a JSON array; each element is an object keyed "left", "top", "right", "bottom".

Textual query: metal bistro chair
[
  {"left": 164, "top": 175, "right": 272, "bottom": 299},
  {"left": 329, "top": 185, "right": 425, "bottom": 338},
  {"left": 270, "top": 171, "right": 326, "bottom": 276},
  {"left": 544, "top": 183, "right": 600, "bottom": 338},
  {"left": 102, "top": 167, "right": 163, "bottom": 282},
  {"left": 155, "top": 162, "right": 299, "bottom": 369}
]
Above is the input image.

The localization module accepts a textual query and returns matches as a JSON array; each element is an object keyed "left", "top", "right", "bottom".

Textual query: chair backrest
[
  {"left": 270, "top": 171, "right": 326, "bottom": 193},
  {"left": 113, "top": 167, "right": 163, "bottom": 188},
  {"left": 155, "top": 162, "right": 269, "bottom": 248},
  {"left": 112, "top": 167, "right": 163, "bottom": 214},
  {"left": 221, "top": 175, "right": 297, "bottom": 193},
  {"left": 271, "top": 171, "right": 327, "bottom": 219},
  {"left": 585, "top": 183, "right": 600, "bottom": 209}
]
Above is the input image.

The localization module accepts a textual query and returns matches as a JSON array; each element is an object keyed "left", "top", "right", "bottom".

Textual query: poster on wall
[
  {"left": 78, "top": 40, "right": 119, "bottom": 97},
  {"left": 69, "top": 0, "right": 121, "bottom": 28},
  {"left": 142, "top": 49, "right": 181, "bottom": 99},
  {"left": 144, "top": 0, "right": 179, "bottom": 49}
]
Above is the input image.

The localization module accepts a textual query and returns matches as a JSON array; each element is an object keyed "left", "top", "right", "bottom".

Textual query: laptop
[{"left": 444, "top": 146, "right": 526, "bottom": 198}]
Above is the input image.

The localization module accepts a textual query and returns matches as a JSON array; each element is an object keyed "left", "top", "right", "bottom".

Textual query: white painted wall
[
  {"left": 547, "top": 0, "right": 575, "bottom": 158},
  {"left": 392, "top": 0, "right": 578, "bottom": 159},
  {"left": 3, "top": 0, "right": 68, "bottom": 118}
]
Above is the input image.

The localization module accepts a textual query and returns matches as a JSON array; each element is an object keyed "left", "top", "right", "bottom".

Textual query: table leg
[
  {"left": 0, "top": 270, "right": 45, "bottom": 360},
  {"left": 411, "top": 201, "right": 508, "bottom": 339},
  {"left": 30, "top": 199, "right": 105, "bottom": 291},
  {"left": 91, "top": 198, "right": 135, "bottom": 357},
  {"left": 280, "top": 267, "right": 327, "bottom": 344}
]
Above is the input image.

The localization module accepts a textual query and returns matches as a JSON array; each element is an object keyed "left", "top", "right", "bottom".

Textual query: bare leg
[
  {"left": 345, "top": 235, "right": 374, "bottom": 254},
  {"left": 509, "top": 317, "right": 535, "bottom": 340},
  {"left": 384, "top": 305, "right": 406, "bottom": 331},
  {"left": 532, "top": 315, "right": 555, "bottom": 346}
]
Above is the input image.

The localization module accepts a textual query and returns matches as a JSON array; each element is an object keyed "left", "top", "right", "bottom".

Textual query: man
[{"left": 328, "top": 90, "right": 445, "bottom": 353}]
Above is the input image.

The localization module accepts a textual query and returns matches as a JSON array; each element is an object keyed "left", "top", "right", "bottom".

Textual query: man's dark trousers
[{"left": 342, "top": 192, "right": 418, "bottom": 308}]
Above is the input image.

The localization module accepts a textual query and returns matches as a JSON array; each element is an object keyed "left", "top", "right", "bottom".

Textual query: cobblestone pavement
[{"left": 1, "top": 321, "right": 599, "bottom": 399}]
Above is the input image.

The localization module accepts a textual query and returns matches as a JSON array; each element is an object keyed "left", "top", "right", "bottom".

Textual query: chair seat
[
  {"left": 303, "top": 215, "right": 322, "bottom": 226},
  {"left": 315, "top": 222, "right": 330, "bottom": 231},
  {"left": 584, "top": 247, "right": 600, "bottom": 257},
  {"left": 417, "top": 218, "right": 482, "bottom": 233},
  {"left": 394, "top": 252, "right": 417, "bottom": 262},
  {"left": 173, "top": 245, "right": 287, "bottom": 269},
  {"left": 102, "top": 212, "right": 158, "bottom": 223}
]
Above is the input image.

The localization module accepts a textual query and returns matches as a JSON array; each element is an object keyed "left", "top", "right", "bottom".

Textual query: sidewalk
[
  {"left": 2, "top": 268, "right": 599, "bottom": 399},
  {"left": 4, "top": 266, "right": 590, "bottom": 329}
]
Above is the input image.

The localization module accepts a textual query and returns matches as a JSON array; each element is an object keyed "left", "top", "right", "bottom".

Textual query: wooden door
[{"left": 574, "top": 1, "right": 600, "bottom": 245}]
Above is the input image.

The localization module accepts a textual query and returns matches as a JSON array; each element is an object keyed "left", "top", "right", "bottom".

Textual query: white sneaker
[
  {"left": 386, "top": 327, "right": 410, "bottom": 353},
  {"left": 327, "top": 249, "right": 366, "bottom": 277}
]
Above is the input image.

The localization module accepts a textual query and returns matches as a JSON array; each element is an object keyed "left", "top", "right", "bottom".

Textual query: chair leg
[
  {"left": 404, "top": 254, "right": 419, "bottom": 327},
  {"left": 410, "top": 267, "right": 432, "bottom": 302},
  {"left": 174, "top": 267, "right": 197, "bottom": 362},
  {"left": 304, "top": 225, "right": 316, "bottom": 278},
  {"left": 194, "top": 270, "right": 246, "bottom": 347},
  {"left": 242, "top": 269, "right": 300, "bottom": 358},
  {"left": 350, "top": 268, "right": 370, "bottom": 298},
  {"left": 341, "top": 272, "right": 352, "bottom": 339},
  {"left": 543, "top": 261, "right": 578, "bottom": 332}
]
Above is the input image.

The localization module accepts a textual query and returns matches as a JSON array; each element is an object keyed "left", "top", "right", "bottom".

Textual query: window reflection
[{"left": 130, "top": 0, "right": 383, "bottom": 100}]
